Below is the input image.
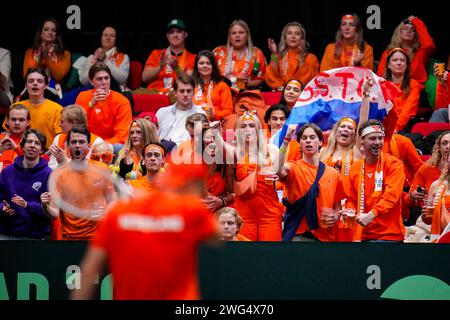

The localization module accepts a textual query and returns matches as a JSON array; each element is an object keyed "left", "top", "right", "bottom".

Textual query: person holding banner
[
  {"left": 211, "top": 112, "right": 283, "bottom": 241},
  {"left": 382, "top": 48, "right": 420, "bottom": 132},
  {"left": 320, "top": 13, "right": 374, "bottom": 72},
  {"left": 377, "top": 16, "right": 435, "bottom": 87},
  {"left": 345, "top": 120, "right": 405, "bottom": 242},
  {"left": 277, "top": 123, "right": 345, "bottom": 241},
  {"left": 319, "top": 76, "right": 373, "bottom": 176},
  {"left": 266, "top": 21, "right": 319, "bottom": 91}
]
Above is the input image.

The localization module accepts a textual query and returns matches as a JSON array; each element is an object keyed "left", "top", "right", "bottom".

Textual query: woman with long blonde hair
[
  {"left": 319, "top": 77, "right": 372, "bottom": 176},
  {"left": 423, "top": 141, "right": 450, "bottom": 241},
  {"left": 266, "top": 21, "right": 319, "bottom": 91},
  {"left": 115, "top": 118, "right": 160, "bottom": 180},
  {"left": 377, "top": 15, "right": 435, "bottom": 86},
  {"left": 211, "top": 112, "right": 283, "bottom": 241},
  {"left": 213, "top": 19, "right": 266, "bottom": 91},
  {"left": 320, "top": 12, "right": 373, "bottom": 72}
]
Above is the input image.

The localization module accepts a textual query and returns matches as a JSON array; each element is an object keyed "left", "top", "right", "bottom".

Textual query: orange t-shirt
[
  {"left": 144, "top": 48, "right": 196, "bottom": 93},
  {"left": 346, "top": 154, "right": 406, "bottom": 241},
  {"left": 129, "top": 176, "right": 162, "bottom": 193},
  {"left": 265, "top": 51, "right": 319, "bottom": 90},
  {"left": 320, "top": 42, "right": 374, "bottom": 72},
  {"left": 53, "top": 161, "right": 115, "bottom": 240},
  {"left": 283, "top": 159, "right": 344, "bottom": 241},
  {"left": 0, "top": 133, "right": 22, "bottom": 172},
  {"left": 403, "top": 163, "right": 441, "bottom": 209},
  {"left": 435, "top": 78, "right": 449, "bottom": 109},
  {"left": 393, "top": 79, "right": 421, "bottom": 132},
  {"left": 76, "top": 89, "right": 132, "bottom": 144},
  {"left": 91, "top": 190, "right": 217, "bottom": 300},
  {"left": 23, "top": 48, "right": 71, "bottom": 83},
  {"left": 383, "top": 134, "right": 423, "bottom": 186},
  {"left": 192, "top": 81, "right": 233, "bottom": 120}
]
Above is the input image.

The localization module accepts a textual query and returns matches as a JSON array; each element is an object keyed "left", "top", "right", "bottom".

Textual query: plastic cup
[
  {"left": 237, "top": 77, "right": 247, "bottom": 90},
  {"left": 342, "top": 210, "right": 356, "bottom": 229}
]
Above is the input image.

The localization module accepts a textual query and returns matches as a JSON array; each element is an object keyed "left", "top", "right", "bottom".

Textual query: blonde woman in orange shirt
[
  {"left": 266, "top": 21, "right": 319, "bottom": 91},
  {"left": 213, "top": 19, "right": 266, "bottom": 92},
  {"left": 192, "top": 50, "right": 233, "bottom": 121},
  {"left": 320, "top": 13, "right": 373, "bottom": 72},
  {"left": 377, "top": 16, "right": 435, "bottom": 87}
]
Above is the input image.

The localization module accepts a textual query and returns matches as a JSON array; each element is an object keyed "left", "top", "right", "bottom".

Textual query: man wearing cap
[
  {"left": 345, "top": 119, "right": 406, "bottom": 242},
  {"left": 142, "top": 19, "right": 196, "bottom": 95}
]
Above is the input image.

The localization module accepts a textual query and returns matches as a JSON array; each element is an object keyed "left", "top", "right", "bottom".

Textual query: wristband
[{"left": 270, "top": 53, "right": 278, "bottom": 63}]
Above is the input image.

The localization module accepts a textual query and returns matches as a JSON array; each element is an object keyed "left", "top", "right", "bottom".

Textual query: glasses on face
[{"left": 90, "top": 152, "right": 113, "bottom": 163}]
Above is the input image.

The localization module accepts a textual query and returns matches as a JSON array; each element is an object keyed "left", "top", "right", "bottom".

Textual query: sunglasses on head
[{"left": 90, "top": 152, "right": 113, "bottom": 163}]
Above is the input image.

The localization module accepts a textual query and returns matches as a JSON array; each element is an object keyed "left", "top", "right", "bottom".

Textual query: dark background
[{"left": 1, "top": 0, "right": 448, "bottom": 94}]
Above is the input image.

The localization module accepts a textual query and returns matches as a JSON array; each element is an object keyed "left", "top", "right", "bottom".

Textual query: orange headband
[
  {"left": 242, "top": 111, "right": 256, "bottom": 121},
  {"left": 339, "top": 117, "right": 357, "bottom": 128},
  {"left": 286, "top": 80, "right": 302, "bottom": 89},
  {"left": 387, "top": 47, "right": 407, "bottom": 58},
  {"left": 341, "top": 14, "right": 354, "bottom": 21},
  {"left": 144, "top": 144, "right": 165, "bottom": 156},
  {"left": 131, "top": 121, "right": 140, "bottom": 128}
]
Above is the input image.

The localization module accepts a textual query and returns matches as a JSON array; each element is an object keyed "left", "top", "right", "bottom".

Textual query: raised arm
[{"left": 277, "top": 125, "right": 298, "bottom": 179}]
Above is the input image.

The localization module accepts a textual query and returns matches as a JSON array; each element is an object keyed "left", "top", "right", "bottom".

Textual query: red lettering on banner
[
  {"left": 335, "top": 72, "right": 354, "bottom": 99},
  {"left": 314, "top": 72, "right": 330, "bottom": 97},
  {"left": 356, "top": 77, "right": 364, "bottom": 97},
  {"left": 298, "top": 86, "right": 313, "bottom": 102}
]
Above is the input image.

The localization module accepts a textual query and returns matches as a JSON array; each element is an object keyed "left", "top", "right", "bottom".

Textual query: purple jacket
[{"left": 0, "top": 156, "right": 52, "bottom": 238}]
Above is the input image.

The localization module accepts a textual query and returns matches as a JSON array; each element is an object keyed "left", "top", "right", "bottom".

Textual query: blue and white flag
[{"left": 275, "top": 67, "right": 399, "bottom": 146}]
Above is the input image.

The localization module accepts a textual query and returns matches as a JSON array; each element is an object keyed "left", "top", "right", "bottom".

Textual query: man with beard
[
  {"left": 47, "top": 125, "right": 116, "bottom": 240},
  {"left": 345, "top": 119, "right": 406, "bottom": 242},
  {"left": 0, "top": 129, "right": 53, "bottom": 239}
]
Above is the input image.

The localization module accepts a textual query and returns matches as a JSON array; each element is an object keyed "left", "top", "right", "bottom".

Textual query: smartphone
[{"left": 417, "top": 186, "right": 426, "bottom": 194}]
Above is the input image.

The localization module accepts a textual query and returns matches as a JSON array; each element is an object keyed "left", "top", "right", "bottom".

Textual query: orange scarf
[
  {"left": 326, "top": 149, "right": 353, "bottom": 177},
  {"left": 340, "top": 44, "right": 359, "bottom": 67},
  {"left": 193, "top": 82, "right": 214, "bottom": 116},
  {"left": 354, "top": 154, "right": 385, "bottom": 241}
]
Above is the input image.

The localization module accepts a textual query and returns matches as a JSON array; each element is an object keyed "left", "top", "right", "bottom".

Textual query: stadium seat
[
  {"left": 126, "top": 61, "right": 143, "bottom": 90},
  {"left": 261, "top": 91, "right": 282, "bottom": 106},
  {"left": 421, "top": 155, "right": 431, "bottom": 161},
  {"left": 132, "top": 93, "right": 170, "bottom": 115},
  {"left": 411, "top": 122, "right": 450, "bottom": 137}
]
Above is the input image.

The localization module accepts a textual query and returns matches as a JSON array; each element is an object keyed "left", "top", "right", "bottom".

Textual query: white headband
[{"left": 360, "top": 125, "right": 385, "bottom": 138}]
